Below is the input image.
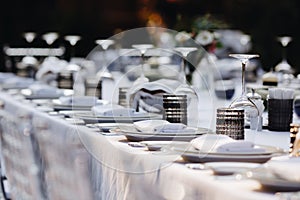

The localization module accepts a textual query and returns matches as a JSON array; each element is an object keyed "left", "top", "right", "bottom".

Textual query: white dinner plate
[
  {"left": 21, "top": 88, "right": 71, "bottom": 99},
  {"left": 116, "top": 127, "right": 211, "bottom": 142},
  {"left": 140, "top": 141, "right": 189, "bottom": 151},
  {"left": 204, "top": 162, "right": 262, "bottom": 175},
  {"left": 76, "top": 112, "right": 162, "bottom": 124},
  {"left": 171, "top": 143, "right": 284, "bottom": 156},
  {"left": 116, "top": 124, "right": 211, "bottom": 136},
  {"left": 21, "top": 89, "right": 64, "bottom": 100},
  {"left": 52, "top": 99, "right": 108, "bottom": 111},
  {"left": 123, "top": 133, "right": 203, "bottom": 142},
  {"left": 167, "top": 143, "right": 286, "bottom": 163},
  {"left": 87, "top": 123, "right": 133, "bottom": 133},
  {"left": 249, "top": 168, "right": 300, "bottom": 192}
]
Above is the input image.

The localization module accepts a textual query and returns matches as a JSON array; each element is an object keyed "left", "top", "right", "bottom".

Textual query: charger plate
[{"left": 166, "top": 143, "right": 286, "bottom": 163}]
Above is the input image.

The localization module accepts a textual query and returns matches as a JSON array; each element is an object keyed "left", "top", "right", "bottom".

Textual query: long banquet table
[{"left": 0, "top": 89, "right": 295, "bottom": 200}]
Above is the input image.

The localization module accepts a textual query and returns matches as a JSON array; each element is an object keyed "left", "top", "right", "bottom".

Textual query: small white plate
[
  {"left": 249, "top": 168, "right": 300, "bottom": 192},
  {"left": 204, "top": 162, "right": 262, "bottom": 175},
  {"left": 77, "top": 112, "right": 162, "bottom": 124},
  {"left": 140, "top": 141, "right": 189, "bottom": 151}
]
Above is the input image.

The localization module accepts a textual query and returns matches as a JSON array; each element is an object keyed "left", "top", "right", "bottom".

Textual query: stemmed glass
[
  {"left": 174, "top": 47, "right": 199, "bottom": 127},
  {"left": 131, "top": 44, "right": 154, "bottom": 86},
  {"left": 174, "top": 47, "right": 197, "bottom": 85},
  {"left": 275, "top": 36, "right": 293, "bottom": 72},
  {"left": 239, "top": 34, "right": 251, "bottom": 53},
  {"left": 229, "top": 54, "right": 259, "bottom": 119},
  {"left": 21, "top": 32, "right": 38, "bottom": 78},
  {"left": 42, "top": 32, "right": 59, "bottom": 46},
  {"left": 23, "top": 32, "right": 36, "bottom": 43},
  {"left": 64, "top": 35, "right": 81, "bottom": 58},
  {"left": 95, "top": 39, "right": 115, "bottom": 51},
  {"left": 94, "top": 39, "right": 115, "bottom": 78}
]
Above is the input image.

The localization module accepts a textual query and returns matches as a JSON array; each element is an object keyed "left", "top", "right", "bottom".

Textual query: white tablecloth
[{"left": 0, "top": 90, "right": 292, "bottom": 200}]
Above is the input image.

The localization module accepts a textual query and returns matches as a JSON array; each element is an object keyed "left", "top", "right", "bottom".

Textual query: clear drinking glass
[
  {"left": 94, "top": 39, "right": 115, "bottom": 79},
  {"left": 23, "top": 32, "right": 36, "bottom": 43},
  {"left": 131, "top": 44, "right": 154, "bottom": 86},
  {"left": 174, "top": 47, "right": 197, "bottom": 85},
  {"left": 274, "top": 36, "right": 293, "bottom": 73},
  {"left": 42, "top": 32, "right": 59, "bottom": 46},
  {"left": 229, "top": 54, "right": 259, "bottom": 120},
  {"left": 64, "top": 35, "right": 81, "bottom": 58},
  {"left": 173, "top": 47, "right": 199, "bottom": 127}
]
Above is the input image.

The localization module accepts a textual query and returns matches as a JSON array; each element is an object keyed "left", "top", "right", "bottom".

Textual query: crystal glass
[
  {"left": 174, "top": 47, "right": 199, "bottom": 127},
  {"left": 239, "top": 34, "right": 251, "bottom": 53},
  {"left": 42, "top": 32, "right": 59, "bottom": 45},
  {"left": 229, "top": 54, "right": 259, "bottom": 120},
  {"left": 131, "top": 44, "right": 154, "bottom": 86},
  {"left": 65, "top": 35, "right": 81, "bottom": 58},
  {"left": 94, "top": 39, "right": 115, "bottom": 78},
  {"left": 275, "top": 36, "right": 292, "bottom": 72},
  {"left": 174, "top": 47, "right": 197, "bottom": 84},
  {"left": 95, "top": 39, "right": 115, "bottom": 51},
  {"left": 23, "top": 32, "right": 36, "bottom": 43}
]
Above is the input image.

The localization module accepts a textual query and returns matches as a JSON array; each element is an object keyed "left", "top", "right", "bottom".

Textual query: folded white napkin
[
  {"left": 153, "top": 123, "right": 188, "bottom": 133},
  {"left": 134, "top": 120, "right": 169, "bottom": 132},
  {"left": 129, "top": 79, "right": 181, "bottom": 113},
  {"left": 191, "top": 134, "right": 265, "bottom": 153},
  {"left": 216, "top": 141, "right": 265, "bottom": 153},
  {"left": 92, "top": 104, "right": 135, "bottom": 117},
  {"left": 59, "top": 96, "right": 98, "bottom": 106},
  {"left": 4, "top": 77, "right": 34, "bottom": 86},
  {"left": 29, "top": 84, "right": 62, "bottom": 96},
  {"left": 133, "top": 119, "right": 191, "bottom": 134}
]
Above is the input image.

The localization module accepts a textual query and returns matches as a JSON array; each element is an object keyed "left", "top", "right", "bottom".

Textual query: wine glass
[
  {"left": 131, "top": 44, "right": 154, "bottom": 86},
  {"left": 239, "top": 34, "right": 251, "bottom": 53},
  {"left": 95, "top": 39, "right": 115, "bottom": 51},
  {"left": 275, "top": 36, "right": 293, "bottom": 73},
  {"left": 94, "top": 39, "right": 115, "bottom": 78},
  {"left": 174, "top": 47, "right": 197, "bottom": 84},
  {"left": 229, "top": 54, "right": 259, "bottom": 121},
  {"left": 174, "top": 47, "right": 199, "bottom": 127},
  {"left": 42, "top": 32, "right": 59, "bottom": 46},
  {"left": 64, "top": 35, "right": 81, "bottom": 58},
  {"left": 23, "top": 32, "right": 36, "bottom": 43}
]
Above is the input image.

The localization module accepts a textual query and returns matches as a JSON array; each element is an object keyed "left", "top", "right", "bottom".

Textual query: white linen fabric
[
  {"left": 0, "top": 86, "right": 289, "bottom": 200},
  {"left": 91, "top": 104, "right": 136, "bottom": 117},
  {"left": 59, "top": 96, "right": 98, "bottom": 106},
  {"left": 133, "top": 120, "right": 189, "bottom": 133},
  {"left": 29, "top": 83, "right": 62, "bottom": 95},
  {"left": 191, "top": 134, "right": 266, "bottom": 153},
  {"left": 128, "top": 79, "right": 181, "bottom": 113}
]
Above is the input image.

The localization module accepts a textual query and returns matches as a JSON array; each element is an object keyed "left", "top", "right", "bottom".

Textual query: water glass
[{"left": 216, "top": 107, "right": 244, "bottom": 140}]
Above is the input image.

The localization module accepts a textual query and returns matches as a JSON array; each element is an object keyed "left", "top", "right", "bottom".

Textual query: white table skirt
[{"left": 0, "top": 91, "right": 290, "bottom": 200}]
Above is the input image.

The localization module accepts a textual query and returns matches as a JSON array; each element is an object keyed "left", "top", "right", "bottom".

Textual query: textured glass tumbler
[
  {"left": 118, "top": 87, "right": 129, "bottom": 107},
  {"left": 268, "top": 99, "right": 293, "bottom": 131},
  {"left": 216, "top": 107, "right": 245, "bottom": 140},
  {"left": 163, "top": 94, "right": 187, "bottom": 125}
]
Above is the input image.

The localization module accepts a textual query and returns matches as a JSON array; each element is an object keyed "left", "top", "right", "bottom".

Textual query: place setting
[
  {"left": 164, "top": 134, "right": 286, "bottom": 164},
  {"left": 75, "top": 103, "right": 163, "bottom": 124},
  {"left": 231, "top": 155, "right": 300, "bottom": 193},
  {"left": 113, "top": 119, "right": 213, "bottom": 142},
  {"left": 51, "top": 95, "right": 109, "bottom": 111},
  {"left": 20, "top": 83, "right": 74, "bottom": 99}
]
